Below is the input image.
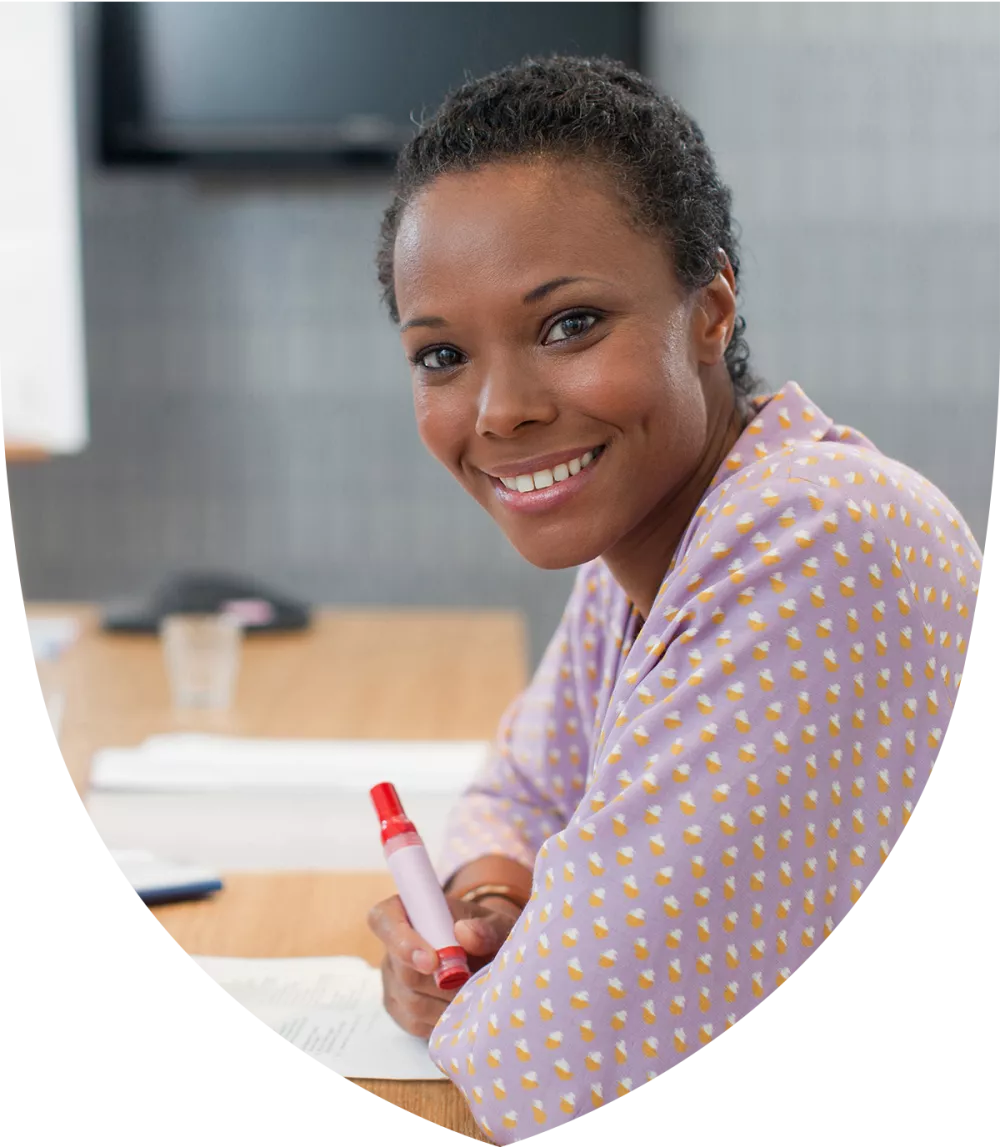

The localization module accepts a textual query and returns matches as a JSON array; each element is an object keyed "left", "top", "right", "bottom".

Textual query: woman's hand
[{"left": 367, "top": 894, "right": 522, "bottom": 1040}]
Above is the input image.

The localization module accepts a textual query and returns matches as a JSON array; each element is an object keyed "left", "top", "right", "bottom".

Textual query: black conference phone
[{"left": 101, "top": 572, "right": 311, "bottom": 634}]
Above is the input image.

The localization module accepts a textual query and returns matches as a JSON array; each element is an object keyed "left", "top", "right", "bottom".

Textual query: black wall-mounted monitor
[{"left": 98, "top": 2, "right": 644, "bottom": 170}]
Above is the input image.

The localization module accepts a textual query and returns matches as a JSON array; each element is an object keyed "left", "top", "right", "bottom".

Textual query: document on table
[
  {"left": 91, "top": 735, "right": 489, "bottom": 796},
  {"left": 194, "top": 955, "right": 446, "bottom": 1081}
]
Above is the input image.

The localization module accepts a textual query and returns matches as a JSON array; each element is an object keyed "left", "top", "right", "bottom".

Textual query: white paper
[
  {"left": 268, "top": 1008, "right": 443, "bottom": 1081},
  {"left": 193, "top": 956, "right": 444, "bottom": 1081},
  {"left": 91, "top": 735, "right": 489, "bottom": 795},
  {"left": 193, "top": 955, "right": 382, "bottom": 1011},
  {"left": 0, "top": 4, "right": 87, "bottom": 452},
  {"left": 110, "top": 849, "right": 222, "bottom": 899}
]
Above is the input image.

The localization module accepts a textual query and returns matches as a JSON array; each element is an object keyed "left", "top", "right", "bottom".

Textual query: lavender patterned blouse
[{"left": 431, "top": 382, "right": 981, "bottom": 1143}]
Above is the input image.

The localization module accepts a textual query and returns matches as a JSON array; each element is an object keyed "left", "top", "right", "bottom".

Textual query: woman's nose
[{"left": 474, "top": 362, "right": 558, "bottom": 439}]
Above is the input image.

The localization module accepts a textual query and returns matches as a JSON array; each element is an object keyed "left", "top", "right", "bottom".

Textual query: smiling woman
[
  {"left": 378, "top": 59, "right": 754, "bottom": 595},
  {"left": 365, "top": 56, "right": 982, "bottom": 1143}
]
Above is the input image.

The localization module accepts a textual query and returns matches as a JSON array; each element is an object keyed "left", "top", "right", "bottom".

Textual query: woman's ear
[{"left": 691, "top": 249, "right": 738, "bottom": 366}]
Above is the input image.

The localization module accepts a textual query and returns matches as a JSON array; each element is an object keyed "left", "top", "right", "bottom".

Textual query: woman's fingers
[
  {"left": 451, "top": 898, "right": 522, "bottom": 959},
  {"left": 388, "top": 952, "right": 457, "bottom": 1000},
  {"left": 367, "top": 895, "right": 438, "bottom": 973},
  {"left": 453, "top": 914, "right": 510, "bottom": 958},
  {"left": 369, "top": 892, "right": 520, "bottom": 967},
  {"left": 370, "top": 891, "right": 522, "bottom": 1039},
  {"left": 369, "top": 899, "right": 460, "bottom": 998},
  {"left": 381, "top": 954, "right": 450, "bottom": 1039}
]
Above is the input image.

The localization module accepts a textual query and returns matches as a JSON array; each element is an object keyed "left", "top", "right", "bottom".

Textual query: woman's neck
[{"left": 596, "top": 378, "right": 747, "bottom": 628}]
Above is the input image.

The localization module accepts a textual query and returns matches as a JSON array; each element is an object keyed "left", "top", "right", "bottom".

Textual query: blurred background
[{"left": 5, "top": 1, "right": 999, "bottom": 670}]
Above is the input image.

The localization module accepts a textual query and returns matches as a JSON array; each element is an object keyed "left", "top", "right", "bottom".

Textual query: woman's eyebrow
[
  {"left": 400, "top": 276, "right": 613, "bottom": 332},
  {"left": 522, "top": 276, "right": 613, "bottom": 304}
]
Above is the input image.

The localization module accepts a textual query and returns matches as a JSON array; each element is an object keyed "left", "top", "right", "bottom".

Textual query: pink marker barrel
[{"left": 370, "top": 782, "right": 470, "bottom": 991}]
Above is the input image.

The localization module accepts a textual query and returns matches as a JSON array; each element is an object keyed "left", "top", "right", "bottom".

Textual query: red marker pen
[{"left": 370, "top": 782, "right": 471, "bottom": 992}]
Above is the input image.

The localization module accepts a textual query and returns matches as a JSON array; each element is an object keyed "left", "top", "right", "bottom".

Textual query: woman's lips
[{"left": 489, "top": 445, "right": 608, "bottom": 514}]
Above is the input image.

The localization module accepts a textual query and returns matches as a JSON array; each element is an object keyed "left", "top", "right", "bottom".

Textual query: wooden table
[{"left": 28, "top": 603, "right": 527, "bottom": 1140}]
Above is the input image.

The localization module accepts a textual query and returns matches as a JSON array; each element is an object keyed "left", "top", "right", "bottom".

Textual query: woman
[{"left": 367, "top": 57, "right": 980, "bottom": 1142}]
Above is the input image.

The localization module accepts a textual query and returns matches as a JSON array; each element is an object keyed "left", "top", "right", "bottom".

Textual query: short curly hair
[{"left": 376, "top": 54, "right": 761, "bottom": 404}]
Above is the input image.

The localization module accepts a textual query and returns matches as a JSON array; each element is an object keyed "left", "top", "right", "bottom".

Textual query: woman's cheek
[
  {"left": 413, "top": 384, "right": 447, "bottom": 455},
  {"left": 413, "top": 388, "right": 472, "bottom": 484}
]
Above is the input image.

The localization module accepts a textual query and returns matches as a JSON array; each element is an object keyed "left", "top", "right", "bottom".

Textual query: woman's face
[{"left": 393, "top": 159, "right": 732, "bottom": 571}]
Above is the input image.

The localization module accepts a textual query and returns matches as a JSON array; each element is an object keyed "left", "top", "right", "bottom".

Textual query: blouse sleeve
[
  {"left": 427, "top": 471, "right": 971, "bottom": 1143},
  {"left": 437, "top": 563, "right": 613, "bottom": 883}
]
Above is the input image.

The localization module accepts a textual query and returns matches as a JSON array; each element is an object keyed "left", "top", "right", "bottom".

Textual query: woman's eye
[
  {"left": 545, "top": 312, "right": 599, "bottom": 344},
  {"left": 416, "top": 346, "right": 464, "bottom": 370}
]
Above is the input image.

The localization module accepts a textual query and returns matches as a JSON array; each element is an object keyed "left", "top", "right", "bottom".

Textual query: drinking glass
[{"left": 160, "top": 613, "right": 243, "bottom": 711}]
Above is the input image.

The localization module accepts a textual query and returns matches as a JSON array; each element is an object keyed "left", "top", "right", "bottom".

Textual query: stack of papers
[
  {"left": 194, "top": 955, "right": 445, "bottom": 1081},
  {"left": 111, "top": 848, "right": 223, "bottom": 904},
  {"left": 91, "top": 735, "right": 490, "bottom": 795}
]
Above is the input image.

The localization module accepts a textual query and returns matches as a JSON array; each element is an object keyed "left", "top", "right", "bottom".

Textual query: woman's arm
[{"left": 436, "top": 560, "right": 621, "bottom": 883}]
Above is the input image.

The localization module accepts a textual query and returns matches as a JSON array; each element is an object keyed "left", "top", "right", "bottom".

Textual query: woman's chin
[{"left": 505, "top": 530, "right": 607, "bottom": 572}]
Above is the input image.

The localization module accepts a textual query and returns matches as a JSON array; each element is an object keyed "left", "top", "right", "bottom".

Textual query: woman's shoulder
[
  {"left": 693, "top": 433, "right": 978, "bottom": 565},
  {"left": 711, "top": 381, "right": 980, "bottom": 558},
  {"left": 667, "top": 444, "right": 980, "bottom": 650}
]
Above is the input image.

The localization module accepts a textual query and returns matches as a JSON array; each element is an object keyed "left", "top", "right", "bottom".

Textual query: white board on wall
[{"left": 0, "top": 2, "right": 87, "bottom": 454}]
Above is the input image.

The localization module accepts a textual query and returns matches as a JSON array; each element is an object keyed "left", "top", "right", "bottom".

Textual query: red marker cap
[
  {"left": 370, "top": 781, "right": 416, "bottom": 844},
  {"left": 371, "top": 781, "right": 404, "bottom": 822},
  {"left": 436, "top": 945, "right": 471, "bottom": 991}
]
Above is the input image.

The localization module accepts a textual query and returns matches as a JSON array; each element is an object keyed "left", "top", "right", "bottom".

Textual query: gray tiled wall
[
  {"left": 649, "top": 2, "right": 999, "bottom": 545},
  {"left": 7, "top": 3, "right": 998, "bottom": 669}
]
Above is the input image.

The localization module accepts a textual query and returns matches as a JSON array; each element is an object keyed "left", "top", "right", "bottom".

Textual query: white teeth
[{"left": 499, "top": 446, "right": 603, "bottom": 492}]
